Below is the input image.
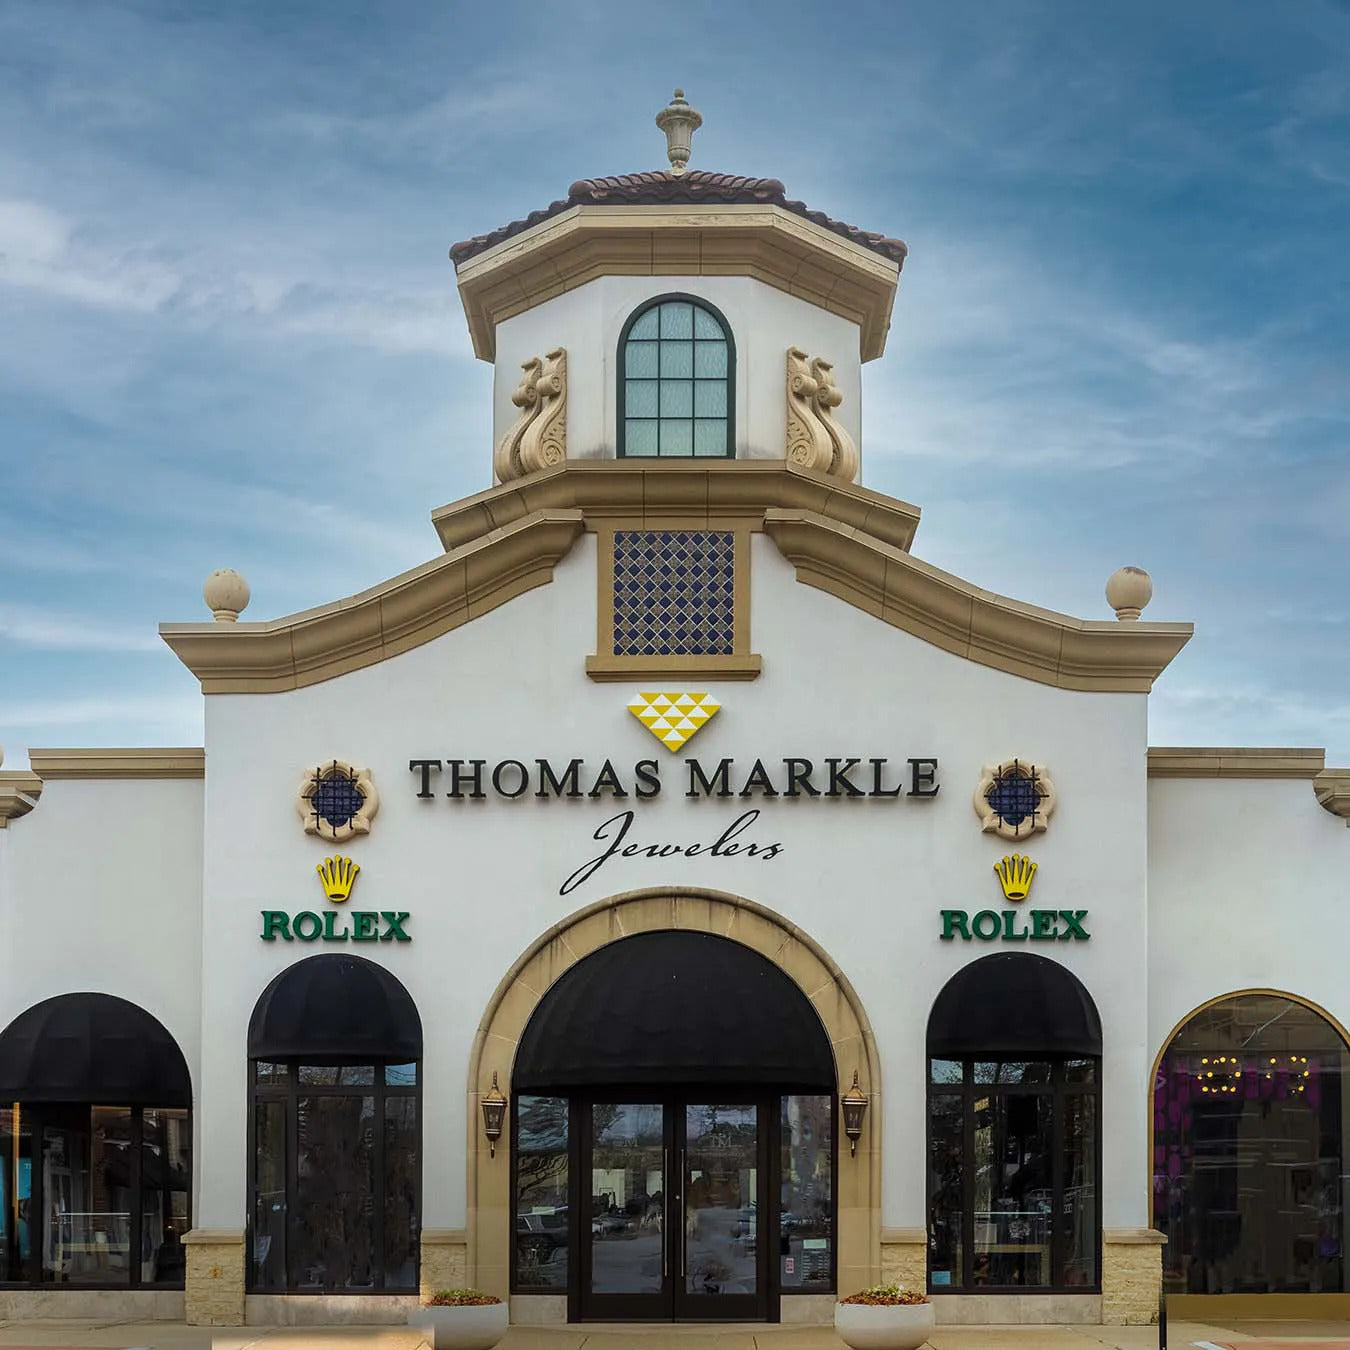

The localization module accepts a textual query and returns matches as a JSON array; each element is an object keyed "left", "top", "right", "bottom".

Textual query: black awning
[
  {"left": 248, "top": 954, "right": 421, "bottom": 1064},
  {"left": 0, "top": 993, "right": 192, "bottom": 1107},
  {"left": 513, "top": 929, "right": 835, "bottom": 1092},
  {"left": 927, "top": 952, "right": 1102, "bottom": 1058}
]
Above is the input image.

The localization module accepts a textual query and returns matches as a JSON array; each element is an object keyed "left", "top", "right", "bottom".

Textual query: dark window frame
[
  {"left": 616, "top": 294, "right": 736, "bottom": 459},
  {"left": 926, "top": 1057, "right": 1101, "bottom": 1295},
  {"left": 246, "top": 1060, "right": 422, "bottom": 1295},
  {"left": 0, "top": 1101, "right": 192, "bottom": 1290}
]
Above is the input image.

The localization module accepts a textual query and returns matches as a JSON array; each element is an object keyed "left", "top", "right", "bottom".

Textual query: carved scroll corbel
[
  {"left": 517, "top": 348, "right": 567, "bottom": 475},
  {"left": 784, "top": 348, "right": 859, "bottom": 481},
  {"left": 809, "top": 357, "right": 859, "bottom": 482},
  {"left": 786, "top": 347, "right": 834, "bottom": 473},
  {"left": 494, "top": 356, "right": 544, "bottom": 483}
]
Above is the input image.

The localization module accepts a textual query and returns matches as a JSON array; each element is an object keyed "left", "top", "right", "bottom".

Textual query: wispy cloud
[
  {"left": 0, "top": 198, "right": 463, "bottom": 356},
  {"left": 0, "top": 604, "right": 164, "bottom": 653}
]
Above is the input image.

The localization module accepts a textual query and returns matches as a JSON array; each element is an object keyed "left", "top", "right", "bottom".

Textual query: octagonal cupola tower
[{"left": 451, "top": 91, "right": 907, "bottom": 485}]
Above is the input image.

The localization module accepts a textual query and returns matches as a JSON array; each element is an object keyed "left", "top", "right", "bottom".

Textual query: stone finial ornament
[
  {"left": 203, "top": 569, "right": 250, "bottom": 623},
  {"left": 494, "top": 349, "right": 568, "bottom": 482},
  {"left": 655, "top": 89, "right": 702, "bottom": 176},
  {"left": 1106, "top": 566, "right": 1153, "bottom": 622},
  {"left": 785, "top": 348, "right": 860, "bottom": 481}
]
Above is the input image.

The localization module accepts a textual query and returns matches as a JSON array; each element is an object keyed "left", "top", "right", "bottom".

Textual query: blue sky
[{"left": 1, "top": 0, "right": 1348, "bottom": 765}]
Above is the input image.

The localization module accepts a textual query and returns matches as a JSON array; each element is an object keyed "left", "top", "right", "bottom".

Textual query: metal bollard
[{"left": 1159, "top": 1290, "right": 1167, "bottom": 1349}]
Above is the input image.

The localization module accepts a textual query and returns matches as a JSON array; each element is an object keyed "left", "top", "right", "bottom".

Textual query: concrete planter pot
[
  {"left": 834, "top": 1299, "right": 936, "bottom": 1350},
  {"left": 408, "top": 1300, "right": 509, "bottom": 1349}
]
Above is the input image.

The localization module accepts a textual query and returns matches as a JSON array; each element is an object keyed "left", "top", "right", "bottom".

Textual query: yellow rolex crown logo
[
  {"left": 994, "top": 853, "right": 1037, "bottom": 901},
  {"left": 317, "top": 855, "right": 360, "bottom": 902},
  {"left": 627, "top": 691, "right": 721, "bottom": 752}
]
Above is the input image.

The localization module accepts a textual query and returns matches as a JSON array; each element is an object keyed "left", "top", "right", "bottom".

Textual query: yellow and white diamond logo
[{"left": 627, "top": 691, "right": 721, "bottom": 752}]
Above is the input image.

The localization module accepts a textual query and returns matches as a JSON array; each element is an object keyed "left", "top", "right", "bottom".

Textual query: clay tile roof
[{"left": 449, "top": 169, "right": 909, "bottom": 268}]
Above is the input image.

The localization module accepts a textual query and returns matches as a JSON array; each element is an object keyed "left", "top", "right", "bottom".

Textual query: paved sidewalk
[{"left": 0, "top": 1320, "right": 1346, "bottom": 1350}]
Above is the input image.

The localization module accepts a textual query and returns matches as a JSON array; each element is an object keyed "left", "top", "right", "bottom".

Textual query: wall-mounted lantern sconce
[
  {"left": 841, "top": 1070, "right": 869, "bottom": 1157},
  {"left": 481, "top": 1071, "right": 507, "bottom": 1158}
]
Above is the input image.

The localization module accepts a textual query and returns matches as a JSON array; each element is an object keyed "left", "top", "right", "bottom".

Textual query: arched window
[
  {"left": 0, "top": 993, "right": 192, "bottom": 1287},
  {"left": 618, "top": 295, "right": 734, "bottom": 457},
  {"left": 511, "top": 930, "right": 835, "bottom": 1321},
  {"left": 926, "top": 953, "right": 1102, "bottom": 1293},
  {"left": 247, "top": 955, "right": 422, "bottom": 1293},
  {"left": 1154, "top": 992, "right": 1349, "bottom": 1297}
]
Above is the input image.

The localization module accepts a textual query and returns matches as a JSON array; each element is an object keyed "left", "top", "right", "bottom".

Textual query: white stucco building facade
[{"left": 2, "top": 96, "right": 1348, "bottom": 1331}]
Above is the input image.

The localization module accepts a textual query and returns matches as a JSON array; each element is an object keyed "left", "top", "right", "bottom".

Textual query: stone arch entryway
[{"left": 463, "top": 887, "right": 881, "bottom": 1316}]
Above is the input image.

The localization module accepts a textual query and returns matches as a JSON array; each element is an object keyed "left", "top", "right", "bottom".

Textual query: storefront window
[
  {"left": 248, "top": 1061, "right": 420, "bottom": 1293},
  {"left": 1154, "top": 994, "right": 1348, "bottom": 1295},
  {"left": 513, "top": 1095, "right": 569, "bottom": 1290},
  {"left": 926, "top": 1058, "right": 1100, "bottom": 1291},
  {"left": 780, "top": 1094, "right": 833, "bottom": 1290},
  {"left": 0, "top": 1104, "right": 190, "bottom": 1287}
]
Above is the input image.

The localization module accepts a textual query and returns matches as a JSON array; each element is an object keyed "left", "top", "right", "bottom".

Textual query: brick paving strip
[{"left": 1200, "top": 1343, "right": 1350, "bottom": 1349}]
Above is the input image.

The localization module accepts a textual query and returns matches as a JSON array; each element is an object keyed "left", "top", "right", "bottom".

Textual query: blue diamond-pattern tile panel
[{"left": 613, "top": 530, "right": 736, "bottom": 656}]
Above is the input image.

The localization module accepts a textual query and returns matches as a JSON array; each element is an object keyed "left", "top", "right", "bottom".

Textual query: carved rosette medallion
[
  {"left": 973, "top": 759, "right": 1056, "bottom": 841},
  {"left": 297, "top": 760, "right": 380, "bottom": 843}
]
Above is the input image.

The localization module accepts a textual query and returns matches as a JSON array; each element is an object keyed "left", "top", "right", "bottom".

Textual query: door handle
[
  {"left": 678, "top": 1148, "right": 687, "bottom": 1279},
  {"left": 662, "top": 1147, "right": 669, "bottom": 1279}
]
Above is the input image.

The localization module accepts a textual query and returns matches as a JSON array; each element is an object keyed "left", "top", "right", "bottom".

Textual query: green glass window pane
[
  {"left": 693, "top": 419, "right": 727, "bottom": 455},
  {"left": 694, "top": 381, "right": 726, "bottom": 417},
  {"left": 930, "top": 1059, "right": 964, "bottom": 1085},
  {"left": 625, "top": 380, "right": 658, "bottom": 417},
  {"left": 660, "top": 343, "right": 693, "bottom": 379},
  {"left": 385, "top": 1063, "right": 418, "bottom": 1086},
  {"left": 628, "top": 309, "right": 659, "bottom": 340},
  {"left": 660, "top": 382, "right": 693, "bottom": 418},
  {"left": 625, "top": 420, "right": 658, "bottom": 455},
  {"left": 660, "top": 420, "right": 693, "bottom": 455},
  {"left": 625, "top": 342, "right": 658, "bottom": 378},
  {"left": 693, "top": 342, "right": 727, "bottom": 378},
  {"left": 659, "top": 302, "right": 694, "bottom": 339},
  {"left": 693, "top": 307, "right": 723, "bottom": 339}
]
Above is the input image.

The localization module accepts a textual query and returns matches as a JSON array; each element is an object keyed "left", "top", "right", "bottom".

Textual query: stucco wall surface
[
  {"left": 493, "top": 276, "right": 863, "bottom": 463},
  {"left": 1147, "top": 776, "right": 1350, "bottom": 1057},
  {"left": 0, "top": 777, "right": 205, "bottom": 1201},
  {"left": 191, "top": 530, "right": 1151, "bottom": 1238}
]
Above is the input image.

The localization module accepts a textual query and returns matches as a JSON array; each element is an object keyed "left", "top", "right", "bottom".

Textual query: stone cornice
[
  {"left": 453, "top": 203, "right": 900, "bottom": 363},
  {"left": 27, "top": 748, "right": 206, "bottom": 780},
  {"left": 161, "top": 509, "right": 584, "bottom": 694},
  {"left": 431, "top": 459, "right": 922, "bottom": 555},
  {"left": 1148, "top": 747, "right": 1326, "bottom": 779},
  {"left": 1314, "top": 768, "right": 1350, "bottom": 826},
  {"left": 762, "top": 508, "right": 1193, "bottom": 692},
  {"left": 0, "top": 771, "right": 43, "bottom": 828}
]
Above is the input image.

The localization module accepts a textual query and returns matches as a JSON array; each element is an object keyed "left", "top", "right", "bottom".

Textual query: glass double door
[{"left": 583, "top": 1097, "right": 766, "bottom": 1320}]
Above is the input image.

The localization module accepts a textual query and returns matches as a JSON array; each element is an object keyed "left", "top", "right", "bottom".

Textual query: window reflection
[
  {"left": 780, "top": 1095, "right": 833, "bottom": 1289},
  {"left": 513, "top": 1096, "right": 569, "bottom": 1290},
  {"left": 248, "top": 1060, "right": 419, "bottom": 1293},
  {"left": 0, "top": 1104, "right": 190, "bottom": 1287},
  {"left": 1154, "top": 994, "right": 1347, "bottom": 1295},
  {"left": 927, "top": 1058, "right": 1099, "bottom": 1291}
]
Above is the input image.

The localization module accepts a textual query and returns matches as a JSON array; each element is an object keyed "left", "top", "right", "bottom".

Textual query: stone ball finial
[
  {"left": 1106, "top": 566, "right": 1153, "bottom": 622},
  {"left": 203, "top": 568, "right": 251, "bottom": 623},
  {"left": 655, "top": 88, "right": 702, "bottom": 176}
]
